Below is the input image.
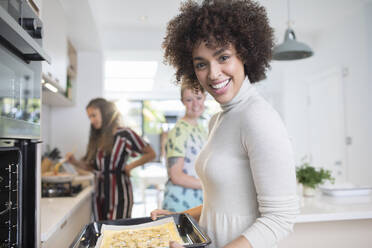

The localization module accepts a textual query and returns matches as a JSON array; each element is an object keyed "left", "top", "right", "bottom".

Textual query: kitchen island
[
  {"left": 40, "top": 185, "right": 94, "bottom": 248},
  {"left": 279, "top": 193, "right": 372, "bottom": 248}
]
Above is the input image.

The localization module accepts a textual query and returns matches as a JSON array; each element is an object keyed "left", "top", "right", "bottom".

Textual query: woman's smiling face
[
  {"left": 182, "top": 88, "right": 205, "bottom": 119},
  {"left": 192, "top": 42, "right": 245, "bottom": 104}
]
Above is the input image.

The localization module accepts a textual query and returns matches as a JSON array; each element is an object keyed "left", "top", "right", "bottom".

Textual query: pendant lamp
[{"left": 273, "top": 0, "right": 313, "bottom": 61}]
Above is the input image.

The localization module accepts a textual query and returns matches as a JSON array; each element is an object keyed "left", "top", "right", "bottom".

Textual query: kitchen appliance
[
  {"left": 0, "top": 0, "right": 50, "bottom": 247},
  {"left": 0, "top": 139, "right": 40, "bottom": 247},
  {"left": 70, "top": 214, "right": 212, "bottom": 248},
  {"left": 0, "top": 0, "right": 50, "bottom": 139},
  {"left": 42, "top": 182, "right": 82, "bottom": 198}
]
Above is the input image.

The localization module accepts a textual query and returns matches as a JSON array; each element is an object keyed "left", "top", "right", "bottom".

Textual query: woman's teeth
[{"left": 210, "top": 79, "right": 230, "bottom": 89}]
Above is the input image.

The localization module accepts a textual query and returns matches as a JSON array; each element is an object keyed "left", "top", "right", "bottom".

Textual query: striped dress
[{"left": 94, "top": 128, "right": 146, "bottom": 220}]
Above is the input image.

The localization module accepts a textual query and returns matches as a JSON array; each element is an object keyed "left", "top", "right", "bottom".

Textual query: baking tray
[{"left": 70, "top": 213, "right": 211, "bottom": 248}]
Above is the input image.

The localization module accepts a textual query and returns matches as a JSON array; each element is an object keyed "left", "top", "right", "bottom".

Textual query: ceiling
[
  {"left": 58, "top": 0, "right": 370, "bottom": 98},
  {"left": 60, "top": 0, "right": 370, "bottom": 52}
]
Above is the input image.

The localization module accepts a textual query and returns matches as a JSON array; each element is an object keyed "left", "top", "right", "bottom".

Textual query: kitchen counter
[
  {"left": 40, "top": 185, "right": 93, "bottom": 243},
  {"left": 279, "top": 193, "right": 372, "bottom": 248},
  {"left": 296, "top": 193, "right": 372, "bottom": 223}
]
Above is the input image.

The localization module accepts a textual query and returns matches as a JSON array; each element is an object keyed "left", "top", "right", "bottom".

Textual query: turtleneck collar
[{"left": 220, "top": 77, "right": 253, "bottom": 112}]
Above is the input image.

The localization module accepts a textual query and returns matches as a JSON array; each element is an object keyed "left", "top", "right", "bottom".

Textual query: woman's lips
[{"left": 209, "top": 79, "right": 231, "bottom": 95}]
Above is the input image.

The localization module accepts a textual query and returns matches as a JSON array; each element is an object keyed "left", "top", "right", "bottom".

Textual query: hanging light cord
[{"left": 287, "top": 0, "right": 291, "bottom": 28}]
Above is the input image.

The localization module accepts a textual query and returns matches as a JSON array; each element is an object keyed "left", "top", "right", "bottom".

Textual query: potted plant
[{"left": 296, "top": 163, "right": 334, "bottom": 197}]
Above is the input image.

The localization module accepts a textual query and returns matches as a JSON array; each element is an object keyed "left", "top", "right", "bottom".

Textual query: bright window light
[
  {"left": 105, "top": 61, "right": 158, "bottom": 92},
  {"left": 105, "top": 61, "right": 158, "bottom": 78},
  {"left": 105, "top": 78, "right": 154, "bottom": 92}
]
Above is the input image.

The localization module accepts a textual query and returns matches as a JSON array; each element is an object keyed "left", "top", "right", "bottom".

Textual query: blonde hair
[{"left": 180, "top": 81, "right": 205, "bottom": 101}]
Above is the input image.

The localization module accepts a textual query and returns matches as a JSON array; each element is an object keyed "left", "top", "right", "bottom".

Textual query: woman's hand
[
  {"left": 150, "top": 209, "right": 175, "bottom": 221},
  {"left": 169, "top": 241, "right": 184, "bottom": 248},
  {"left": 124, "top": 164, "right": 133, "bottom": 176},
  {"left": 65, "top": 152, "right": 77, "bottom": 165}
]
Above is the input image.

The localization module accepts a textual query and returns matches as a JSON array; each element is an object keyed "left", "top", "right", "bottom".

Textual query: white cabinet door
[
  {"left": 307, "top": 68, "right": 347, "bottom": 182},
  {"left": 41, "top": 0, "right": 67, "bottom": 91},
  {"left": 41, "top": 197, "right": 92, "bottom": 248}
]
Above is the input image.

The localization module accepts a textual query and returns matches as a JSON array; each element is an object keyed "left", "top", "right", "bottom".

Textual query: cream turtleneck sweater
[{"left": 195, "top": 78, "right": 299, "bottom": 248}]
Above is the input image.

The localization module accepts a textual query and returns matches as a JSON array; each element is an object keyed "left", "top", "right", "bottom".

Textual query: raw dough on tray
[{"left": 100, "top": 220, "right": 183, "bottom": 248}]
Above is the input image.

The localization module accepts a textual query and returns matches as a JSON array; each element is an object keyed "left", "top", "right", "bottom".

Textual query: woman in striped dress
[{"left": 66, "top": 98, "right": 156, "bottom": 220}]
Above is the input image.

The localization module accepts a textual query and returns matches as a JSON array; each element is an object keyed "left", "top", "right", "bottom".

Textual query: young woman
[
  {"left": 162, "top": 83, "right": 207, "bottom": 212},
  {"left": 67, "top": 98, "right": 156, "bottom": 220},
  {"left": 151, "top": 1, "right": 299, "bottom": 247}
]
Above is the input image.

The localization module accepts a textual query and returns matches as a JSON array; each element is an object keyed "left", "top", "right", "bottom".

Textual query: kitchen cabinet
[
  {"left": 42, "top": 73, "right": 74, "bottom": 107},
  {"left": 40, "top": 0, "right": 78, "bottom": 107},
  {"left": 40, "top": 186, "right": 93, "bottom": 248},
  {"left": 41, "top": 0, "right": 67, "bottom": 91},
  {"left": 278, "top": 194, "right": 372, "bottom": 248},
  {"left": 42, "top": 40, "right": 77, "bottom": 107}
]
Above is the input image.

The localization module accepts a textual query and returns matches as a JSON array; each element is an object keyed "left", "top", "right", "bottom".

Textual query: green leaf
[{"left": 296, "top": 163, "right": 335, "bottom": 188}]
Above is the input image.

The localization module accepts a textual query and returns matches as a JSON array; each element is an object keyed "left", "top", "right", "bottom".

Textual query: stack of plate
[{"left": 319, "top": 183, "right": 372, "bottom": 197}]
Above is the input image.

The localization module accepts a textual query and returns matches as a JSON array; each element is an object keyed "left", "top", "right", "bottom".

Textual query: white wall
[
  {"left": 279, "top": 3, "right": 372, "bottom": 185},
  {"left": 46, "top": 52, "right": 104, "bottom": 159}
]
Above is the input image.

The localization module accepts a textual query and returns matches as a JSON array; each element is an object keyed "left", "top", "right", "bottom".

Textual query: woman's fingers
[
  {"left": 65, "top": 152, "right": 75, "bottom": 163},
  {"left": 150, "top": 209, "right": 173, "bottom": 220},
  {"left": 169, "top": 241, "right": 184, "bottom": 248}
]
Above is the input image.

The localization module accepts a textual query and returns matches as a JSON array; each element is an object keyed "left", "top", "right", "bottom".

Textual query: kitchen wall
[
  {"left": 44, "top": 52, "right": 104, "bottom": 159},
  {"left": 278, "top": 2, "right": 372, "bottom": 185},
  {"left": 41, "top": 1, "right": 372, "bottom": 185}
]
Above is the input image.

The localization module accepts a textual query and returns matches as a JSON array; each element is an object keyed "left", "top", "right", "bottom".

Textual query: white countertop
[
  {"left": 296, "top": 193, "right": 372, "bottom": 223},
  {"left": 40, "top": 185, "right": 94, "bottom": 242}
]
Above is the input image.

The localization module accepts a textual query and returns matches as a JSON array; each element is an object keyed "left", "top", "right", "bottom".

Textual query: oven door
[{"left": 0, "top": 145, "right": 20, "bottom": 247}]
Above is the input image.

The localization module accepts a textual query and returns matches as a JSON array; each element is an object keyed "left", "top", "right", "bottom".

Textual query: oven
[
  {"left": 0, "top": 139, "right": 40, "bottom": 247},
  {"left": 0, "top": 0, "right": 50, "bottom": 247}
]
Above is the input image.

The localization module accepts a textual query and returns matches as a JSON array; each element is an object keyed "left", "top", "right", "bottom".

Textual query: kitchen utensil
[
  {"left": 53, "top": 157, "right": 68, "bottom": 174},
  {"left": 70, "top": 213, "right": 211, "bottom": 248},
  {"left": 53, "top": 147, "right": 77, "bottom": 174},
  {"left": 41, "top": 157, "right": 54, "bottom": 173}
]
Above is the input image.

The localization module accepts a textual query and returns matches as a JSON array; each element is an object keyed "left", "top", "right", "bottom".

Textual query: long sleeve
[{"left": 240, "top": 98, "right": 299, "bottom": 248}]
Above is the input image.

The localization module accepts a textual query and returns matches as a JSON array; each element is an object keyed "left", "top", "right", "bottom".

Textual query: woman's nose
[{"left": 208, "top": 62, "right": 221, "bottom": 80}]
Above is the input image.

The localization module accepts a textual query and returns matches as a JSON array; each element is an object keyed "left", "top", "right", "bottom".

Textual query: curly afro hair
[{"left": 163, "top": 0, "right": 274, "bottom": 90}]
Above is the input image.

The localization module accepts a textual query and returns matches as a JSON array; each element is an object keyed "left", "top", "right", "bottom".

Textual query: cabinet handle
[{"left": 60, "top": 220, "right": 67, "bottom": 229}]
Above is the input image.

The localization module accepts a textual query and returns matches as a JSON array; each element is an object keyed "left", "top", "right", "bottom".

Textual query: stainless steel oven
[
  {"left": 0, "top": 0, "right": 50, "bottom": 139},
  {"left": 0, "top": 139, "right": 41, "bottom": 248},
  {"left": 0, "top": 1, "right": 49, "bottom": 247}
]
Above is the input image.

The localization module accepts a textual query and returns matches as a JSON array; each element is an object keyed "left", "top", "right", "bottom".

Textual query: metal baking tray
[{"left": 70, "top": 213, "right": 211, "bottom": 248}]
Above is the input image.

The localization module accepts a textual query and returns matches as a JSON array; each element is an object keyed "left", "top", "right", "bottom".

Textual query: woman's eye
[
  {"left": 194, "top": 63, "right": 206, "bottom": 69},
  {"left": 220, "top": 55, "right": 230, "bottom": 62}
]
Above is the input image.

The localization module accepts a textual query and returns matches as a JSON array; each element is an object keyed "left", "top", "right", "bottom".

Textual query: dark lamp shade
[{"left": 273, "top": 28, "right": 314, "bottom": 61}]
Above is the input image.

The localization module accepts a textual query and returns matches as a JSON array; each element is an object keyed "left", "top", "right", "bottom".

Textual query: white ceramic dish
[
  {"left": 42, "top": 173, "right": 75, "bottom": 183},
  {"left": 320, "top": 186, "right": 372, "bottom": 197}
]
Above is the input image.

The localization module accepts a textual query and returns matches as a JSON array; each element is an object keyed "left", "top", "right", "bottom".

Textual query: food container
[{"left": 70, "top": 213, "right": 211, "bottom": 248}]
